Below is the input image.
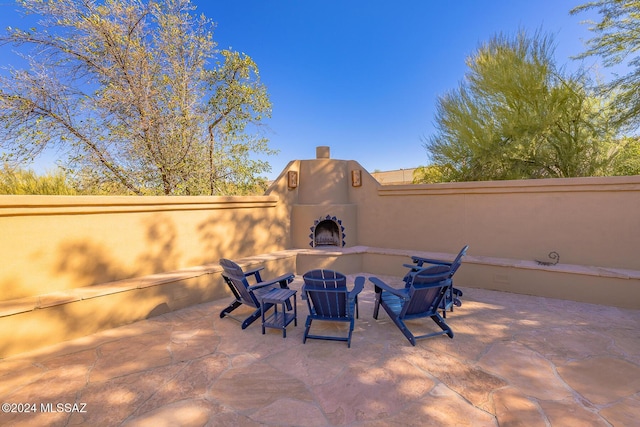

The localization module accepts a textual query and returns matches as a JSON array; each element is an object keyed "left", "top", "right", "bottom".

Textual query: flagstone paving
[{"left": 1, "top": 274, "right": 639, "bottom": 426}]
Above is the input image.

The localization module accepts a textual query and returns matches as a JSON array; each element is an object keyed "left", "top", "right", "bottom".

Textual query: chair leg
[
  {"left": 303, "top": 316, "right": 312, "bottom": 344},
  {"left": 393, "top": 318, "right": 416, "bottom": 346},
  {"left": 453, "top": 287, "right": 463, "bottom": 308},
  {"left": 241, "top": 308, "right": 264, "bottom": 329},
  {"left": 220, "top": 300, "right": 242, "bottom": 318},
  {"left": 373, "top": 288, "right": 382, "bottom": 319},
  {"left": 431, "top": 314, "right": 454, "bottom": 338}
]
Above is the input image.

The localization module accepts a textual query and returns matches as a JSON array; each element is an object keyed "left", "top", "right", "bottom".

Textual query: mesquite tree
[{"left": 0, "top": 0, "right": 274, "bottom": 195}]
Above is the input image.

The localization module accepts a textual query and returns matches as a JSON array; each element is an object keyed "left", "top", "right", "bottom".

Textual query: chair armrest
[
  {"left": 411, "top": 256, "right": 453, "bottom": 267},
  {"left": 248, "top": 272, "right": 294, "bottom": 291},
  {"left": 246, "top": 282, "right": 273, "bottom": 291},
  {"left": 271, "top": 272, "right": 295, "bottom": 288},
  {"left": 243, "top": 266, "right": 264, "bottom": 276},
  {"left": 368, "top": 277, "right": 409, "bottom": 299},
  {"left": 350, "top": 276, "right": 365, "bottom": 297},
  {"left": 243, "top": 266, "right": 265, "bottom": 283}
]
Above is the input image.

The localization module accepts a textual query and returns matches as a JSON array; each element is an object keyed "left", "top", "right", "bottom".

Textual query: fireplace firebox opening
[{"left": 309, "top": 215, "right": 345, "bottom": 247}]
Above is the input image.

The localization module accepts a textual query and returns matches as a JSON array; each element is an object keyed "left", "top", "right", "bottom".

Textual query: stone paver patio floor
[{"left": 1, "top": 274, "right": 639, "bottom": 426}]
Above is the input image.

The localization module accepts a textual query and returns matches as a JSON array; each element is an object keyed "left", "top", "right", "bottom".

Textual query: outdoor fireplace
[
  {"left": 309, "top": 215, "right": 345, "bottom": 247},
  {"left": 288, "top": 146, "right": 359, "bottom": 248}
]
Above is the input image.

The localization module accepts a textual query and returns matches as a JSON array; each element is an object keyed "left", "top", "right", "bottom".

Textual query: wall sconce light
[
  {"left": 351, "top": 169, "right": 362, "bottom": 187},
  {"left": 288, "top": 171, "right": 298, "bottom": 189}
]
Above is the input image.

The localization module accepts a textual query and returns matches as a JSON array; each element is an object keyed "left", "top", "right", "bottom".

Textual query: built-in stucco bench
[
  {"left": 0, "top": 265, "right": 221, "bottom": 319},
  {"left": 1, "top": 246, "right": 638, "bottom": 358},
  {"left": 0, "top": 249, "right": 303, "bottom": 319},
  {"left": 4, "top": 245, "right": 635, "bottom": 318},
  {"left": 295, "top": 245, "right": 640, "bottom": 309},
  {"left": 296, "top": 244, "right": 640, "bottom": 277},
  {"left": 0, "top": 250, "right": 301, "bottom": 358}
]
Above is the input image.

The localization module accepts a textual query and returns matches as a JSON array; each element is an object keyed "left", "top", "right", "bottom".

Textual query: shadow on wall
[
  {"left": 53, "top": 208, "right": 289, "bottom": 289},
  {"left": 0, "top": 209, "right": 290, "bottom": 357},
  {"left": 55, "top": 214, "right": 181, "bottom": 287},
  {"left": 196, "top": 208, "right": 288, "bottom": 261}
]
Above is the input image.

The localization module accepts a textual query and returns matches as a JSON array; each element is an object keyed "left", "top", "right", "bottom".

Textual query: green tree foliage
[
  {"left": 571, "top": 1, "right": 640, "bottom": 130},
  {"left": 412, "top": 165, "right": 444, "bottom": 184},
  {"left": 0, "top": 0, "right": 274, "bottom": 195},
  {"left": 611, "top": 137, "right": 640, "bottom": 175},
  {"left": 422, "top": 30, "right": 619, "bottom": 182},
  {"left": 0, "top": 165, "right": 78, "bottom": 195}
]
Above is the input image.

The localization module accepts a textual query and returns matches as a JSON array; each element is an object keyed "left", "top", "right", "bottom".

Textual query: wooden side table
[{"left": 261, "top": 288, "right": 297, "bottom": 338}]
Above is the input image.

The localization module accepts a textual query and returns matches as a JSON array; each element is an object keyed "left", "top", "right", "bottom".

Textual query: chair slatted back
[
  {"left": 403, "top": 265, "right": 451, "bottom": 317},
  {"left": 220, "top": 258, "right": 260, "bottom": 308},
  {"left": 449, "top": 245, "right": 469, "bottom": 276},
  {"left": 303, "top": 270, "right": 350, "bottom": 318}
]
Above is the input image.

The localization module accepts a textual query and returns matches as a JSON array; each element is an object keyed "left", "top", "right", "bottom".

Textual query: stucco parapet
[
  {"left": 0, "top": 195, "right": 279, "bottom": 217},
  {"left": 377, "top": 175, "right": 640, "bottom": 196}
]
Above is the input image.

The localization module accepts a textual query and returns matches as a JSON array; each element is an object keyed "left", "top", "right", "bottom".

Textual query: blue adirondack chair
[
  {"left": 302, "top": 270, "right": 365, "bottom": 348},
  {"left": 403, "top": 245, "right": 468, "bottom": 317},
  {"left": 219, "top": 258, "right": 294, "bottom": 329},
  {"left": 371, "top": 265, "right": 454, "bottom": 346}
]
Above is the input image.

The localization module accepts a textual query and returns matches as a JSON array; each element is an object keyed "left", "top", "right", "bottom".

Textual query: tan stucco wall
[
  {"left": 352, "top": 176, "right": 640, "bottom": 271},
  {"left": 3, "top": 159, "right": 638, "bottom": 302},
  {"left": 1, "top": 150, "right": 639, "bottom": 357},
  {"left": 270, "top": 155, "right": 640, "bottom": 310},
  {"left": 1, "top": 195, "right": 289, "bottom": 300}
]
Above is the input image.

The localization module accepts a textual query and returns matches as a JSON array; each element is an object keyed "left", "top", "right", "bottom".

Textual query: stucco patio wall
[
  {"left": 1, "top": 153, "right": 639, "bottom": 357},
  {"left": 0, "top": 195, "right": 291, "bottom": 300},
  {"left": 351, "top": 173, "right": 640, "bottom": 272},
  {"left": 278, "top": 154, "right": 639, "bottom": 310},
  {"left": 0, "top": 195, "right": 295, "bottom": 357}
]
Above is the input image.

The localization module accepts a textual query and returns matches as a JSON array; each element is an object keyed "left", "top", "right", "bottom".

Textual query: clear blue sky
[{"left": 0, "top": 0, "right": 602, "bottom": 180}]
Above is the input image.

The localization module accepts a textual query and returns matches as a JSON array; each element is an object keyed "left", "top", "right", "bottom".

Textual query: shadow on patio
[{"left": 1, "top": 274, "right": 639, "bottom": 426}]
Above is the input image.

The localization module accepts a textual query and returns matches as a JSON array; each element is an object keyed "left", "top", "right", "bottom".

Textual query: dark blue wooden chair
[
  {"left": 219, "top": 258, "right": 294, "bottom": 329},
  {"left": 403, "top": 245, "right": 468, "bottom": 317},
  {"left": 302, "top": 270, "right": 364, "bottom": 348},
  {"left": 371, "top": 265, "right": 454, "bottom": 346}
]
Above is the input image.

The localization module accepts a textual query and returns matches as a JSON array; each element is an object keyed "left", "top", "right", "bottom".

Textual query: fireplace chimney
[{"left": 316, "top": 146, "right": 330, "bottom": 159}]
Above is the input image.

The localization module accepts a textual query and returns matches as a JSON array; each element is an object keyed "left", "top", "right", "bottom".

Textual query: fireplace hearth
[{"left": 309, "top": 215, "right": 345, "bottom": 247}]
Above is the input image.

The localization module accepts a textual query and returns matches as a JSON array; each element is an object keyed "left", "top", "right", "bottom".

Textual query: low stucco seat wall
[
  {"left": 297, "top": 246, "right": 640, "bottom": 308},
  {"left": 2, "top": 246, "right": 638, "bottom": 358},
  {"left": 0, "top": 251, "right": 298, "bottom": 358}
]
